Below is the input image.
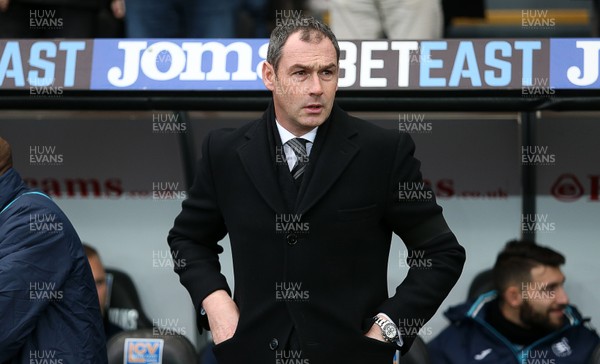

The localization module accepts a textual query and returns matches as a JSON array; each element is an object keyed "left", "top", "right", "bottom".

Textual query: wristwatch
[{"left": 373, "top": 316, "right": 399, "bottom": 343}]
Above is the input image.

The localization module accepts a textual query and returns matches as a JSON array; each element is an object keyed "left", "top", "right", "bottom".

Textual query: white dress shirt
[{"left": 275, "top": 120, "right": 318, "bottom": 171}]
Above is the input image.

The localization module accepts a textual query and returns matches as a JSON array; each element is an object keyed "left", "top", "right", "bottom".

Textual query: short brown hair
[
  {"left": 267, "top": 17, "right": 340, "bottom": 73},
  {"left": 493, "top": 240, "right": 565, "bottom": 296}
]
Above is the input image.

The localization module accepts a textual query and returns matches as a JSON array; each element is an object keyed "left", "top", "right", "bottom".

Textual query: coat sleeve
[
  {"left": 378, "top": 132, "right": 466, "bottom": 354},
  {"left": 167, "top": 131, "right": 230, "bottom": 332},
  {"left": 0, "top": 199, "right": 74, "bottom": 359}
]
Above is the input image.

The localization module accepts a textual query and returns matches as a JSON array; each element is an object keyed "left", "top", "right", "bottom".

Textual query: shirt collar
[{"left": 275, "top": 119, "right": 318, "bottom": 145}]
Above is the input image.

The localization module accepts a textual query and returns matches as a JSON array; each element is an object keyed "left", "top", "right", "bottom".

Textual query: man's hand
[
  {"left": 364, "top": 323, "right": 385, "bottom": 342},
  {"left": 110, "top": 0, "right": 125, "bottom": 19},
  {"left": 202, "top": 290, "right": 239, "bottom": 345},
  {"left": 0, "top": 0, "right": 10, "bottom": 13}
]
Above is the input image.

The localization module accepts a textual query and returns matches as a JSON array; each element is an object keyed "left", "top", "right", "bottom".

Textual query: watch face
[{"left": 383, "top": 323, "right": 397, "bottom": 339}]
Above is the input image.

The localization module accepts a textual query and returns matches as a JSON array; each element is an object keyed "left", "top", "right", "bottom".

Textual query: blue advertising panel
[
  {"left": 1, "top": 38, "right": 599, "bottom": 91},
  {"left": 90, "top": 39, "right": 269, "bottom": 90},
  {"left": 550, "top": 39, "right": 600, "bottom": 89}
]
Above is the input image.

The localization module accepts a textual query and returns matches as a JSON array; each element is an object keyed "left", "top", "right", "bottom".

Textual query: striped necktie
[{"left": 287, "top": 138, "right": 309, "bottom": 182}]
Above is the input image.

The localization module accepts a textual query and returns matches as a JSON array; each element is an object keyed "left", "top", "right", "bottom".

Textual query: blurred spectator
[
  {"left": 0, "top": 137, "right": 106, "bottom": 362},
  {"left": 84, "top": 243, "right": 124, "bottom": 341},
  {"left": 109, "top": 0, "right": 124, "bottom": 19},
  {"left": 123, "top": 0, "right": 238, "bottom": 38},
  {"left": 239, "top": 0, "right": 269, "bottom": 37},
  {"left": 0, "top": 0, "right": 102, "bottom": 38},
  {"left": 95, "top": 0, "right": 125, "bottom": 37},
  {"left": 428, "top": 240, "right": 599, "bottom": 363},
  {"left": 328, "top": 0, "right": 443, "bottom": 39}
]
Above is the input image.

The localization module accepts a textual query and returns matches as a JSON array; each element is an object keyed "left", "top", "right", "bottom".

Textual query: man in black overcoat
[{"left": 168, "top": 17, "right": 466, "bottom": 364}]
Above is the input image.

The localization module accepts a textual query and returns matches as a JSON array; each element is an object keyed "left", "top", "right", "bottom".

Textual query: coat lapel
[
  {"left": 237, "top": 110, "right": 287, "bottom": 214},
  {"left": 297, "top": 104, "right": 359, "bottom": 214},
  {"left": 238, "top": 102, "right": 360, "bottom": 215}
]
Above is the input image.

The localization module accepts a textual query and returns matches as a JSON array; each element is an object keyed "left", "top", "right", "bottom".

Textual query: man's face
[
  {"left": 88, "top": 255, "right": 108, "bottom": 316},
  {"left": 262, "top": 31, "right": 338, "bottom": 136},
  {"left": 518, "top": 265, "right": 569, "bottom": 331}
]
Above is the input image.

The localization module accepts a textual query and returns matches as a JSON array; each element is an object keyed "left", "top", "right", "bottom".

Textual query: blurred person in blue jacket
[
  {"left": 428, "top": 240, "right": 599, "bottom": 363},
  {"left": 123, "top": 0, "right": 238, "bottom": 38},
  {"left": 0, "top": 0, "right": 104, "bottom": 37},
  {"left": 0, "top": 137, "right": 107, "bottom": 363}
]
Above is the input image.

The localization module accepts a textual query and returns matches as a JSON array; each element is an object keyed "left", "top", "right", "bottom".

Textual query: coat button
[
  {"left": 269, "top": 338, "right": 279, "bottom": 350},
  {"left": 286, "top": 233, "right": 298, "bottom": 246}
]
